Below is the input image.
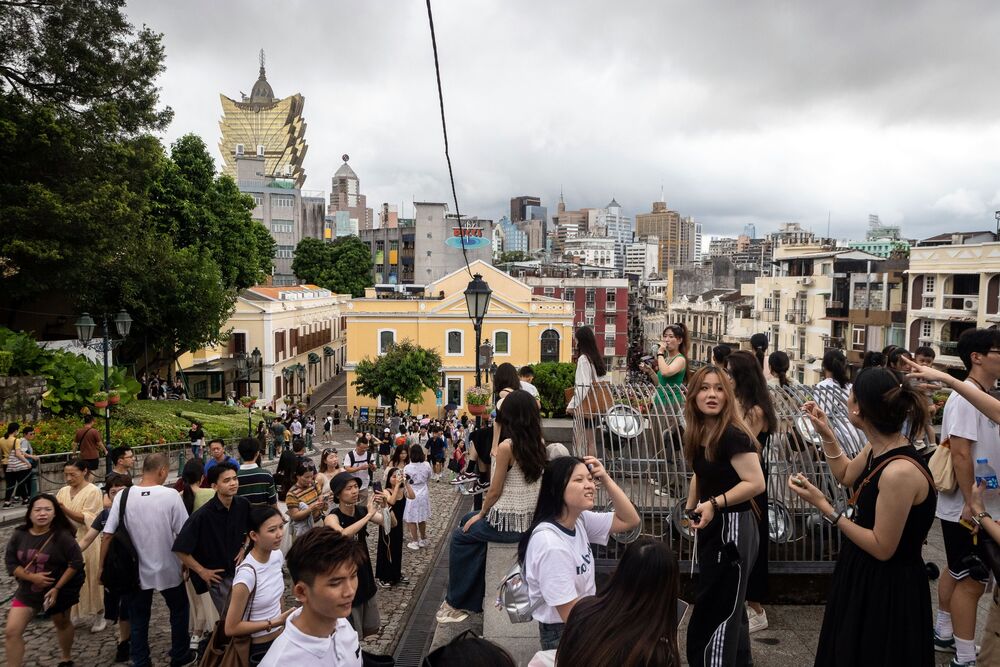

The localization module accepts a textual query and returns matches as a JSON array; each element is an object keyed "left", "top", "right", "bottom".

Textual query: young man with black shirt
[
  {"left": 235, "top": 438, "right": 278, "bottom": 508},
  {"left": 427, "top": 427, "right": 448, "bottom": 482},
  {"left": 188, "top": 422, "right": 205, "bottom": 460},
  {"left": 172, "top": 461, "right": 252, "bottom": 614}
]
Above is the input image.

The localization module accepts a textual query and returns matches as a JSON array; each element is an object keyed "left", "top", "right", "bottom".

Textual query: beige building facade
[{"left": 179, "top": 285, "right": 350, "bottom": 405}]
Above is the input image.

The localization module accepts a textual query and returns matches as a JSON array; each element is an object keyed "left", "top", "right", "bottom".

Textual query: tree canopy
[
  {"left": 292, "top": 236, "right": 374, "bottom": 297},
  {"left": 352, "top": 340, "right": 442, "bottom": 407},
  {"left": 0, "top": 0, "right": 274, "bottom": 369}
]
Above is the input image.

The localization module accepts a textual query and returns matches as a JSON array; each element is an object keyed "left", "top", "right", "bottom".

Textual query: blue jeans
[
  {"left": 126, "top": 583, "right": 190, "bottom": 667},
  {"left": 539, "top": 622, "right": 565, "bottom": 650},
  {"left": 445, "top": 511, "right": 522, "bottom": 613}
]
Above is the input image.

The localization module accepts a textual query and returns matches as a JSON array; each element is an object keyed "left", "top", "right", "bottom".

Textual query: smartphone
[{"left": 372, "top": 481, "right": 383, "bottom": 494}]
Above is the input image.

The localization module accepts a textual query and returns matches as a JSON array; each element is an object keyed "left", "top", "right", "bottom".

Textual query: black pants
[
  {"left": 4, "top": 469, "right": 31, "bottom": 501},
  {"left": 687, "top": 509, "right": 759, "bottom": 667}
]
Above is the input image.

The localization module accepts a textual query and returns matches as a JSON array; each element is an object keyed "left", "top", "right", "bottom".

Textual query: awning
[
  {"left": 323, "top": 346, "right": 335, "bottom": 357},
  {"left": 307, "top": 352, "right": 320, "bottom": 364}
]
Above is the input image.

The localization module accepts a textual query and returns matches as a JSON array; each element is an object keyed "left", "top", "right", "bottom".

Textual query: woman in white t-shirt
[
  {"left": 566, "top": 326, "right": 611, "bottom": 457},
  {"left": 224, "top": 506, "right": 295, "bottom": 665},
  {"left": 518, "top": 455, "right": 641, "bottom": 650}
]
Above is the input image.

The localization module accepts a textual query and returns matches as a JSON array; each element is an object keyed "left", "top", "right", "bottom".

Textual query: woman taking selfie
[
  {"left": 518, "top": 455, "right": 640, "bottom": 650},
  {"left": 376, "top": 466, "right": 415, "bottom": 587},
  {"left": 4, "top": 494, "right": 85, "bottom": 667},
  {"left": 683, "top": 365, "right": 765, "bottom": 667},
  {"left": 788, "top": 367, "right": 935, "bottom": 666},
  {"left": 223, "top": 506, "right": 294, "bottom": 665}
]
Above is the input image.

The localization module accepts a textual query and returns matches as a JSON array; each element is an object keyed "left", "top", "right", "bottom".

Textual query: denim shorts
[{"left": 539, "top": 621, "right": 565, "bottom": 651}]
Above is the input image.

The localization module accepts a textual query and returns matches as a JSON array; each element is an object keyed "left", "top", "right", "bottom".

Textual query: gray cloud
[{"left": 126, "top": 0, "right": 1000, "bottom": 241}]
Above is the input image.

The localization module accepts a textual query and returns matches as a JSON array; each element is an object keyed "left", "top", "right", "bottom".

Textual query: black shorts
[
  {"left": 378, "top": 443, "right": 391, "bottom": 456},
  {"left": 430, "top": 454, "right": 446, "bottom": 463},
  {"left": 941, "top": 518, "right": 989, "bottom": 583},
  {"left": 80, "top": 458, "right": 99, "bottom": 471}
]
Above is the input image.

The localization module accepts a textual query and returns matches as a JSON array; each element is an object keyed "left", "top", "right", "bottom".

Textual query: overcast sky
[{"left": 125, "top": 0, "right": 1000, "bottom": 241}]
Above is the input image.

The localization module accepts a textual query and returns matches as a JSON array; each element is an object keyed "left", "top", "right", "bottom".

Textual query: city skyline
[{"left": 126, "top": 0, "right": 1000, "bottom": 241}]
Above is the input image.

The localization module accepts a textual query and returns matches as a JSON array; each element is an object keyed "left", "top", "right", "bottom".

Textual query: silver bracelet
[{"left": 823, "top": 449, "right": 845, "bottom": 460}]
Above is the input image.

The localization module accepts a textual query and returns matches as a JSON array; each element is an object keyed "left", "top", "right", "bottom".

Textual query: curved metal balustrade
[{"left": 568, "top": 381, "right": 871, "bottom": 572}]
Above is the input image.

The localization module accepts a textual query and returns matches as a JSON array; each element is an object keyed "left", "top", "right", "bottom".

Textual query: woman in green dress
[{"left": 640, "top": 323, "right": 689, "bottom": 496}]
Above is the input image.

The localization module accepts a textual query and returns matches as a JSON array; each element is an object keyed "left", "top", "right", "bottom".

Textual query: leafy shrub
[{"left": 530, "top": 362, "right": 577, "bottom": 417}]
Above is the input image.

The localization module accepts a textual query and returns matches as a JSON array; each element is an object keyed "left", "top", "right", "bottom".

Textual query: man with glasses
[
  {"left": 110, "top": 446, "right": 135, "bottom": 477},
  {"left": 934, "top": 328, "right": 1000, "bottom": 666}
]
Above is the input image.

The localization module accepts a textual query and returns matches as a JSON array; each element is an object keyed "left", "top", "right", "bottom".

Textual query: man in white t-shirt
[
  {"left": 344, "top": 437, "right": 374, "bottom": 506},
  {"left": 102, "top": 452, "right": 194, "bottom": 667},
  {"left": 934, "top": 328, "right": 1000, "bottom": 667},
  {"left": 519, "top": 366, "right": 542, "bottom": 408},
  {"left": 259, "top": 527, "right": 362, "bottom": 667}
]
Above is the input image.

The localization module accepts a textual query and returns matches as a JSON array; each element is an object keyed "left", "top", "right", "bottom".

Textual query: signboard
[{"left": 359, "top": 407, "right": 369, "bottom": 423}]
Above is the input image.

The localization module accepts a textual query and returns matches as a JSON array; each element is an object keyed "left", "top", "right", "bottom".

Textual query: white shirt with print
[{"left": 937, "top": 380, "right": 1000, "bottom": 522}]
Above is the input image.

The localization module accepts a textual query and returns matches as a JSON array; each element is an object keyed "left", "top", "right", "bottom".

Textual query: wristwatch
[
  {"left": 972, "top": 511, "right": 993, "bottom": 528},
  {"left": 822, "top": 508, "right": 843, "bottom": 526}
]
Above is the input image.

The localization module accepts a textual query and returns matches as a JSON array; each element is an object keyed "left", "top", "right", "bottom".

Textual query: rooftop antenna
[
  {"left": 660, "top": 184, "right": 665, "bottom": 202},
  {"left": 259, "top": 49, "right": 265, "bottom": 71},
  {"left": 826, "top": 211, "right": 831, "bottom": 239}
]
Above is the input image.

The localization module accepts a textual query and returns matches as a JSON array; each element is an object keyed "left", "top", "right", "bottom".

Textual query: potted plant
[
  {"left": 93, "top": 391, "right": 109, "bottom": 409},
  {"left": 283, "top": 396, "right": 293, "bottom": 406},
  {"left": 0, "top": 350, "right": 12, "bottom": 376},
  {"left": 108, "top": 389, "right": 121, "bottom": 405},
  {"left": 296, "top": 401, "right": 307, "bottom": 410},
  {"left": 240, "top": 395, "right": 256, "bottom": 408},
  {"left": 465, "top": 386, "right": 491, "bottom": 416}
]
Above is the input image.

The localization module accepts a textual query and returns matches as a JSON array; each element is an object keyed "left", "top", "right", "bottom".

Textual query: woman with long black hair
[
  {"left": 767, "top": 351, "right": 792, "bottom": 388},
  {"left": 684, "top": 365, "right": 766, "bottom": 667},
  {"left": 727, "top": 350, "right": 779, "bottom": 634},
  {"left": 789, "top": 367, "right": 935, "bottom": 666},
  {"left": 566, "top": 326, "right": 609, "bottom": 457},
  {"left": 818, "top": 349, "right": 850, "bottom": 389},
  {"left": 436, "top": 390, "right": 548, "bottom": 625},
  {"left": 555, "top": 537, "right": 681, "bottom": 666},
  {"left": 518, "top": 455, "right": 640, "bottom": 650},
  {"left": 376, "top": 466, "right": 414, "bottom": 587},
  {"left": 4, "top": 493, "right": 85, "bottom": 667}
]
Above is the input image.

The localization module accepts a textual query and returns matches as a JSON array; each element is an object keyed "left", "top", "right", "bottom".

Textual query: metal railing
[
  {"left": 29, "top": 438, "right": 245, "bottom": 494},
  {"left": 567, "top": 381, "right": 871, "bottom": 573}
]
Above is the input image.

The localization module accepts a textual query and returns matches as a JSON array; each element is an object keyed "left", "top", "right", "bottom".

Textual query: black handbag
[
  {"left": 362, "top": 651, "right": 394, "bottom": 667},
  {"left": 979, "top": 530, "right": 1000, "bottom": 581},
  {"left": 101, "top": 487, "right": 140, "bottom": 594}
]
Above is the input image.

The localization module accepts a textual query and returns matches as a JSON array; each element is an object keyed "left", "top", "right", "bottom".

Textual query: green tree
[
  {"left": 498, "top": 250, "right": 529, "bottom": 263},
  {"left": 292, "top": 235, "right": 373, "bottom": 297},
  {"left": 352, "top": 340, "right": 442, "bottom": 408}
]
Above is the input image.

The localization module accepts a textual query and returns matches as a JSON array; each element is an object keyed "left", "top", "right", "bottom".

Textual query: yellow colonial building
[
  {"left": 345, "top": 260, "right": 574, "bottom": 415},
  {"left": 178, "top": 285, "right": 350, "bottom": 406}
]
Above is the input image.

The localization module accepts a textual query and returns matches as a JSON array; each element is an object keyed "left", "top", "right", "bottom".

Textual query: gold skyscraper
[{"left": 218, "top": 51, "right": 307, "bottom": 188}]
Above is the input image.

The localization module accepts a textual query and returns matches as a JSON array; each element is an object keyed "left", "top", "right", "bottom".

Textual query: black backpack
[{"left": 100, "top": 487, "right": 141, "bottom": 594}]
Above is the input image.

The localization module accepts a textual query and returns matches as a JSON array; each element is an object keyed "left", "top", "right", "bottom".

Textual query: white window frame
[
  {"left": 585, "top": 315, "right": 594, "bottom": 326},
  {"left": 921, "top": 320, "right": 932, "bottom": 339},
  {"left": 446, "top": 376, "right": 464, "bottom": 407},
  {"left": 922, "top": 296, "right": 934, "bottom": 309},
  {"left": 924, "top": 275, "right": 936, "bottom": 293},
  {"left": 445, "top": 329, "right": 464, "bottom": 356},
  {"left": 377, "top": 329, "right": 396, "bottom": 354},
  {"left": 493, "top": 330, "right": 511, "bottom": 356},
  {"left": 851, "top": 324, "right": 866, "bottom": 351}
]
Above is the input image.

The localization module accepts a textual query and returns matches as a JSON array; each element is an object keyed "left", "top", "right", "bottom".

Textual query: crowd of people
[{"left": 9, "top": 324, "right": 1000, "bottom": 666}]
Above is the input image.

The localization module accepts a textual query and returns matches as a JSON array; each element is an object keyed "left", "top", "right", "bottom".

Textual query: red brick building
[{"left": 522, "top": 276, "right": 630, "bottom": 375}]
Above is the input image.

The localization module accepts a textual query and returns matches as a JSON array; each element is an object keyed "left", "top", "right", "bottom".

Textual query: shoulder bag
[
  {"left": 927, "top": 437, "right": 957, "bottom": 493},
  {"left": 495, "top": 523, "right": 563, "bottom": 623},
  {"left": 101, "top": 487, "right": 141, "bottom": 594},
  {"left": 199, "top": 563, "right": 256, "bottom": 667}
]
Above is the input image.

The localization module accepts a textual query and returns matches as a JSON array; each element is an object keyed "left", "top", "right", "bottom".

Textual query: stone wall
[{"left": 0, "top": 376, "right": 46, "bottom": 423}]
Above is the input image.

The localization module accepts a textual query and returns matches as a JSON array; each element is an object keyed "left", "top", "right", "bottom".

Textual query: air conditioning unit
[
  {"left": 256, "top": 144, "right": 265, "bottom": 157},
  {"left": 284, "top": 164, "right": 293, "bottom": 176},
  {"left": 235, "top": 144, "right": 245, "bottom": 156},
  {"left": 785, "top": 313, "right": 796, "bottom": 322},
  {"left": 799, "top": 277, "right": 813, "bottom": 286},
  {"left": 752, "top": 310, "right": 761, "bottom": 320},
  {"left": 964, "top": 297, "right": 979, "bottom": 311}
]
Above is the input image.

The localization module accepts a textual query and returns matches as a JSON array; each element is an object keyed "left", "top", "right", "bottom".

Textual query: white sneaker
[
  {"left": 91, "top": 616, "right": 108, "bottom": 633},
  {"left": 407, "top": 541, "right": 420, "bottom": 550},
  {"left": 747, "top": 606, "right": 768, "bottom": 634},
  {"left": 419, "top": 538, "right": 430, "bottom": 547}
]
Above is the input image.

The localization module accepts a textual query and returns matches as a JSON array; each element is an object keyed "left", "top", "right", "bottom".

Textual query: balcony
[
  {"left": 825, "top": 301, "right": 848, "bottom": 318},
  {"left": 761, "top": 308, "right": 778, "bottom": 322},
  {"left": 605, "top": 302, "right": 617, "bottom": 312},
  {"left": 604, "top": 346, "right": 617, "bottom": 356},
  {"left": 935, "top": 340, "right": 959, "bottom": 355},
  {"left": 785, "top": 311, "right": 810, "bottom": 325},
  {"left": 822, "top": 336, "right": 845, "bottom": 352},
  {"left": 942, "top": 294, "right": 979, "bottom": 314}
]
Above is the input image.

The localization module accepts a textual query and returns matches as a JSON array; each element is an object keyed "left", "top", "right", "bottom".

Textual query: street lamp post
[
  {"left": 236, "top": 347, "right": 262, "bottom": 436},
  {"left": 75, "top": 310, "right": 132, "bottom": 468},
  {"left": 464, "top": 274, "right": 492, "bottom": 425}
]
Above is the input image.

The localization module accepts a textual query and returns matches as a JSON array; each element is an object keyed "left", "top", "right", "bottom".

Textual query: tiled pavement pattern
[{"left": 0, "top": 431, "right": 462, "bottom": 666}]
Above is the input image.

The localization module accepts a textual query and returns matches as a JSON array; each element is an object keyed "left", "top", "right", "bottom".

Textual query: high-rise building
[
  {"left": 635, "top": 199, "right": 696, "bottom": 273},
  {"left": 498, "top": 216, "right": 528, "bottom": 254},
  {"left": 218, "top": 51, "right": 307, "bottom": 188},
  {"left": 625, "top": 236, "right": 659, "bottom": 278},
  {"left": 743, "top": 223, "right": 756, "bottom": 239},
  {"left": 510, "top": 196, "right": 541, "bottom": 222},
  {"left": 328, "top": 155, "right": 373, "bottom": 231},
  {"left": 511, "top": 196, "right": 547, "bottom": 254},
  {"left": 596, "top": 199, "right": 634, "bottom": 275},
  {"left": 236, "top": 156, "right": 303, "bottom": 285},
  {"left": 693, "top": 221, "right": 704, "bottom": 262}
]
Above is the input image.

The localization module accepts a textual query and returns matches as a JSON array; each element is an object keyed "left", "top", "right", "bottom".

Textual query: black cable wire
[{"left": 425, "top": 0, "right": 474, "bottom": 279}]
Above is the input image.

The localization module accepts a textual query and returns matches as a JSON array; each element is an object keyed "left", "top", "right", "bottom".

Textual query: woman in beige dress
[{"left": 55, "top": 459, "right": 105, "bottom": 626}]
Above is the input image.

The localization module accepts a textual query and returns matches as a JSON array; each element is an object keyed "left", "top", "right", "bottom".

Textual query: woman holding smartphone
[
  {"left": 683, "top": 366, "right": 765, "bottom": 667},
  {"left": 376, "top": 467, "right": 415, "bottom": 587}
]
